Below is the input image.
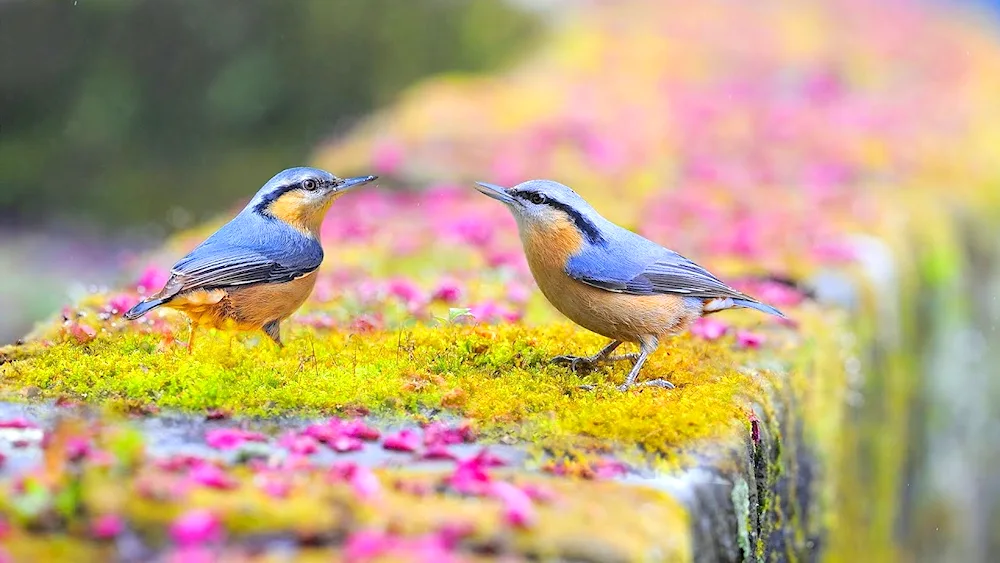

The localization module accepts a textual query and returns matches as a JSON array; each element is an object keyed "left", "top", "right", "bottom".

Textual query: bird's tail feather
[
  {"left": 733, "top": 298, "right": 786, "bottom": 319},
  {"left": 123, "top": 298, "right": 165, "bottom": 320}
]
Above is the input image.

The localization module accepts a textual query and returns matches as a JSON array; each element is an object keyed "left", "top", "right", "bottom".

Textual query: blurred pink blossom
[
  {"left": 371, "top": 140, "right": 404, "bottom": 175},
  {"left": 489, "top": 481, "right": 536, "bottom": 528},
  {"left": 106, "top": 294, "right": 138, "bottom": 315},
  {"left": 690, "top": 318, "right": 729, "bottom": 341},
  {"left": 431, "top": 280, "right": 463, "bottom": 303},
  {"left": 0, "top": 418, "right": 36, "bottom": 429},
  {"left": 136, "top": 265, "right": 169, "bottom": 295},
  {"left": 187, "top": 463, "right": 236, "bottom": 490},
  {"left": 169, "top": 509, "right": 222, "bottom": 546},
  {"left": 204, "top": 428, "right": 267, "bottom": 450},
  {"left": 382, "top": 429, "right": 420, "bottom": 453},
  {"left": 736, "top": 330, "right": 765, "bottom": 349},
  {"left": 279, "top": 432, "right": 319, "bottom": 455},
  {"left": 90, "top": 514, "right": 125, "bottom": 540}
]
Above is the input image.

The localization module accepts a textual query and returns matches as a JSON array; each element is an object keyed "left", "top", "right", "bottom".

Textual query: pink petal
[
  {"left": 0, "top": 418, "right": 37, "bottom": 429},
  {"left": 90, "top": 514, "right": 125, "bottom": 539},
  {"left": 349, "top": 466, "right": 382, "bottom": 501},
  {"left": 106, "top": 294, "right": 138, "bottom": 315},
  {"left": 204, "top": 428, "right": 267, "bottom": 450},
  {"left": 520, "top": 483, "right": 558, "bottom": 504},
  {"left": 489, "top": 481, "right": 536, "bottom": 528},
  {"left": 279, "top": 432, "right": 319, "bottom": 455},
  {"left": 387, "top": 278, "right": 425, "bottom": 307},
  {"left": 340, "top": 419, "right": 381, "bottom": 441},
  {"left": 343, "top": 530, "right": 395, "bottom": 562},
  {"left": 448, "top": 455, "right": 492, "bottom": 495},
  {"left": 330, "top": 436, "right": 364, "bottom": 453},
  {"left": 382, "top": 429, "right": 420, "bottom": 453},
  {"left": 421, "top": 422, "right": 466, "bottom": 447},
  {"left": 187, "top": 463, "right": 237, "bottom": 490},
  {"left": 255, "top": 474, "right": 292, "bottom": 498},
  {"left": 329, "top": 462, "right": 381, "bottom": 501},
  {"left": 67, "top": 322, "right": 97, "bottom": 344},
  {"left": 169, "top": 509, "right": 222, "bottom": 546},
  {"left": 690, "top": 317, "right": 729, "bottom": 341},
  {"left": 593, "top": 458, "right": 628, "bottom": 480},
  {"left": 430, "top": 280, "right": 463, "bottom": 303},
  {"left": 136, "top": 265, "right": 170, "bottom": 295},
  {"left": 65, "top": 437, "right": 91, "bottom": 462},
  {"left": 736, "top": 330, "right": 765, "bottom": 349},
  {"left": 420, "top": 444, "right": 457, "bottom": 461}
]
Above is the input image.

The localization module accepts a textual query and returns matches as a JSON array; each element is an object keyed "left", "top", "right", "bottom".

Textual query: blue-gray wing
[
  {"left": 154, "top": 236, "right": 323, "bottom": 301},
  {"left": 565, "top": 241, "right": 746, "bottom": 299}
]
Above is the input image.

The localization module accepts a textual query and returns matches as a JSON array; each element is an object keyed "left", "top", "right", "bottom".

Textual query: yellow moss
[
  {"left": 1, "top": 313, "right": 802, "bottom": 463},
  {"left": 74, "top": 465, "right": 691, "bottom": 561}
]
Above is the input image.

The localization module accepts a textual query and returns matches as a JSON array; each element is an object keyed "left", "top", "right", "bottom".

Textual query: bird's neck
[
  {"left": 265, "top": 193, "right": 334, "bottom": 237},
  {"left": 519, "top": 217, "right": 585, "bottom": 273}
]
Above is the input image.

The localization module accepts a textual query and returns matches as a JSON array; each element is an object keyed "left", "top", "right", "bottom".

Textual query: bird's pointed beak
[
  {"left": 335, "top": 175, "right": 378, "bottom": 193},
  {"left": 474, "top": 181, "right": 516, "bottom": 205}
]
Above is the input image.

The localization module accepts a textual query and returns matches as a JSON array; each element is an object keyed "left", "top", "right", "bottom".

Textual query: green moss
[{"left": 1, "top": 316, "right": 794, "bottom": 464}]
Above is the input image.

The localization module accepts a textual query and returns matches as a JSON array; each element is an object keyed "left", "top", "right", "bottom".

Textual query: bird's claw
[
  {"left": 550, "top": 355, "right": 596, "bottom": 373},
  {"left": 619, "top": 378, "right": 675, "bottom": 392}
]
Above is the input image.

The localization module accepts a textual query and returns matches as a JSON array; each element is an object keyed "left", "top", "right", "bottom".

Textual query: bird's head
[
  {"left": 249, "top": 167, "right": 376, "bottom": 235},
  {"left": 474, "top": 179, "right": 606, "bottom": 245}
]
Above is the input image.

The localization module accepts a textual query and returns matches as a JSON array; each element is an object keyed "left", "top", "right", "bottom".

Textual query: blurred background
[
  {"left": 3, "top": 0, "right": 1000, "bottom": 561},
  {"left": 0, "top": 0, "right": 544, "bottom": 343},
  {"left": 1, "top": 0, "right": 997, "bottom": 343}
]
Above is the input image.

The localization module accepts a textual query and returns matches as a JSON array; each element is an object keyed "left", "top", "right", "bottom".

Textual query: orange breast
[{"left": 521, "top": 220, "right": 701, "bottom": 342}]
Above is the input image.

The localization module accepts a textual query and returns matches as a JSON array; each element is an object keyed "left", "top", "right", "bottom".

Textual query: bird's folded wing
[
  {"left": 566, "top": 247, "right": 746, "bottom": 299},
  {"left": 165, "top": 243, "right": 321, "bottom": 296}
]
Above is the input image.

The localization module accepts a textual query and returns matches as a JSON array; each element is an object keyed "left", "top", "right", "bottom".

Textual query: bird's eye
[
  {"left": 301, "top": 179, "right": 318, "bottom": 191},
  {"left": 526, "top": 192, "right": 547, "bottom": 205}
]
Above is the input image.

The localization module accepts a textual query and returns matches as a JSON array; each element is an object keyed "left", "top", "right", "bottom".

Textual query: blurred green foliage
[{"left": 0, "top": 0, "right": 538, "bottom": 231}]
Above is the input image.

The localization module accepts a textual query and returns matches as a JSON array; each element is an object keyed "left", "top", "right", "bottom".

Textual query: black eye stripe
[{"left": 514, "top": 190, "right": 604, "bottom": 245}]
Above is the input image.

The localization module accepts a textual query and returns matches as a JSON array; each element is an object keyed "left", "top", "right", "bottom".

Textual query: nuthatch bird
[
  {"left": 474, "top": 179, "right": 785, "bottom": 391},
  {"left": 124, "top": 167, "right": 377, "bottom": 348}
]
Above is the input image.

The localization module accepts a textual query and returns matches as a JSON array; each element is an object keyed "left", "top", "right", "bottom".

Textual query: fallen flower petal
[
  {"left": 205, "top": 428, "right": 267, "bottom": 450},
  {"left": 90, "top": 514, "right": 125, "bottom": 539},
  {"left": 382, "top": 429, "right": 420, "bottom": 453},
  {"left": 279, "top": 432, "right": 319, "bottom": 455},
  {"left": 421, "top": 444, "right": 457, "bottom": 461},
  {"left": 330, "top": 435, "right": 364, "bottom": 453},
  {"left": 65, "top": 437, "right": 91, "bottom": 462},
  {"left": 170, "top": 509, "right": 222, "bottom": 546},
  {"left": 690, "top": 317, "right": 729, "bottom": 341},
  {"left": 736, "top": 330, "right": 766, "bottom": 349},
  {"left": 489, "top": 481, "right": 536, "bottom": 528},
  {"left": 187, "top": 463, "right": 237, "bottom": 490},
  {"left": 0, "top": 418, "right": 37, "bottom": 429}
]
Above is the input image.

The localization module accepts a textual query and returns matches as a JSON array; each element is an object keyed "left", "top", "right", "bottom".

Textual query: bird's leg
[
  {"left": 619, "top": 335, "right": 674, "bottom": 391},
  {"left": 551, "top": 340, "right": 622, "bottom": 373},
  {"left": 605, "top": 353, "right": 640, "bottom": 363},
  {"left": 186, "top": 323, "right": 197, "bottom": 354},
  {"left": 263, "top": 320, "right": 283, "bottom": 348}
]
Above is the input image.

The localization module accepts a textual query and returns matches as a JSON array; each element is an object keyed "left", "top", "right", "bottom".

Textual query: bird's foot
[
  {"left": 618, "top": 378, "right": 675, "bottom": 392},
  {"left": 550, "top": 355, "right": 598, "bottom": 373}
]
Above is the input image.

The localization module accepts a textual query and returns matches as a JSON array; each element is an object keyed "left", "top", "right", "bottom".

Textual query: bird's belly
[
  {"left": 168, "top": 274, "right": 317, "bottom": 331},
  {"left": 226, "top": 273, "right": 318, "bottom": 327},
  {"left": 529, "top": 263, "right": 700, "bottom": 342}
]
